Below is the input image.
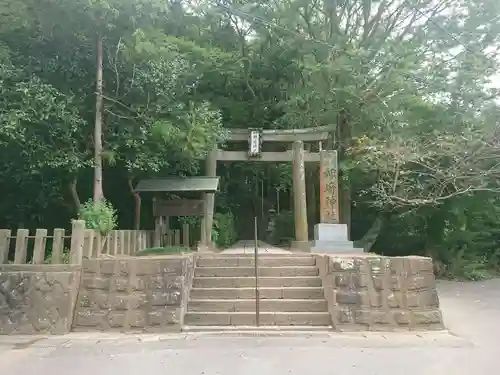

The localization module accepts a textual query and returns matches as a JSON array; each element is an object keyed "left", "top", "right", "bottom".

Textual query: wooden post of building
[
  {"left": 292, "top": 141, "right": 308, "bottom": 246},
  {"left": 203, "top": 147, "right": 217, "bottom": 247}
]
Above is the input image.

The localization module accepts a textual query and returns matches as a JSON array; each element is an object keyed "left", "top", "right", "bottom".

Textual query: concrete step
[
  {"left": 182, "top": 326, "right": 333, "bottom": 333},
  {"left": 193, "top": 276, "right": 323, "bottom": 288},
  {"left": 189, "top": 287, "right": 325, "bottom": 300},
  {"left": 196, "top": 256, "right": 315, "bottom": 267},
  {"left": 194, "top": 266, "right": 318, "bottom": 277},
  {"left": 184, "top": 312, "right": 332, "bottom": 326},
  {"left": 188, "top": 299, "right": 328, "bottom": 312}
]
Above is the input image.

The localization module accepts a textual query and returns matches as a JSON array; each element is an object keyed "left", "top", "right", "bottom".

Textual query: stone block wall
[
  {"left": 74, "top": 255, "right": 194, "bottom": 332},
  {"left": 315, "top": 255, "right": 444, "bottom": 331},
  {"left": 0, "top": 265, "right": 81, "bottom": 335}
]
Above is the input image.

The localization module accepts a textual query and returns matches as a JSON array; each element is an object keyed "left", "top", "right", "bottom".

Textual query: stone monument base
[{"left": 311, "top": 223, "right": 363, "bottom": 253}]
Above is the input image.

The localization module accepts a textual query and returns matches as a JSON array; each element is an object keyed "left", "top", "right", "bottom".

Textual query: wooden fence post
[
  {"left": 14, "top": 229, "right": 29, "bottom": 264},
  {"left": 51, "top": 229, "right": 65, "bottom": 264},
  {"left": 182, "top": 224, "right": 189, "bottom": 248},
  {"left": 32, "top": 228, "right": 48, "bottom": 264},
  {"left": 70, "top": 220, "right": 85, "bottom": 264},
  {"left": 109, "top": 231, "right": 117, "bottom": 255},
  {"left": 0, "top": 230, "right": 11, "bottom": 264},
  {"left": 174, "top": 229, "right": 181, "bottom": 247}
]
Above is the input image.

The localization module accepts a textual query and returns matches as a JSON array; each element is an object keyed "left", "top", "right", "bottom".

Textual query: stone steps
[
  {"left": 190, "top": 287, "right": 325, "bottom": 300},
  {"left": 193, "top": 276, "right": 323, "bottom": 288},
  {"left": 188, "top": 299, "right": 328, "bottom": 312},
  {"left": 194, "top": 266, "right": 318, "bottom": 277},
  {"left": 196, "top": 256, "right": 315, "bottom": 267},
  {"left": 184, "top": 312, "right": 331, "bottom": 326},
  {"left": 185, "top": 255, "right": 331, "bottom": 327}
]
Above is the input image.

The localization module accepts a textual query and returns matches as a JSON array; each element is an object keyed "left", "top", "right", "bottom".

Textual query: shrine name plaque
[{"left": 153, "top": 199, "right": 204, "bottom": 217}]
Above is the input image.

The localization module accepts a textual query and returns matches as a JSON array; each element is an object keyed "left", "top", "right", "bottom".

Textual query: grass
[{"left": 135, "top": 246, "right": 190, "bottom": 256}]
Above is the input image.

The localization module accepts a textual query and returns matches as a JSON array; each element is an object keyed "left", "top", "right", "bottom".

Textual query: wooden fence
[
  {"left": 0, "top": 221, "right": 155, "bottom": 265},
  {"left": 154, "top": 223, "right": 191, "bottom": 248},
  {"left": 83, "top": 230, "right": 153, "bottom": 258}
]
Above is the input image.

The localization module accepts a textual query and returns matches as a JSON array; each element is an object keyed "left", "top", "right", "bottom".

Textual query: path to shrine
[{"left": 0, "top": 278, "right": 498, "bottom": 375}]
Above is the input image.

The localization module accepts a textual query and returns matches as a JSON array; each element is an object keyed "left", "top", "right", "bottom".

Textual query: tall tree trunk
[
  {"left": 336, "top": 110, "right": 352, "bottom": 238},
  {"left": 93, "top": 33, "right": 104, "bottom": 202},
  {"left": 68, "top": 173, "right": 81, "bottom": 214}
]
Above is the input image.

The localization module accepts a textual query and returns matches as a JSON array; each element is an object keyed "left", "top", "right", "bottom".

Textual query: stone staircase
[{"left": 184, "top": 254, "right": 332, "bottom": 328}]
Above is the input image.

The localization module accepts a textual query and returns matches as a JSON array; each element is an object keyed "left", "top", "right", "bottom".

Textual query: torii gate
[{"left": 201, "top": 127, "right": 352, "bottom": 251}]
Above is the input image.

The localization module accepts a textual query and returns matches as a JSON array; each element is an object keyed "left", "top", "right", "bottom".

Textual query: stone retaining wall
[
  {"left": 73, "top": 256, "right": 194, "bottom": 332},
  {"left": 315, "top": 255, "right": 444, "bottom": 331},
  {"left": 0, "top": 265, "right": 81, "bottom": 335}
]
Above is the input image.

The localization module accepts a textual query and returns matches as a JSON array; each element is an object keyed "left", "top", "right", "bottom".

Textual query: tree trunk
[
  {"left": 336, "top": 110, "right": 352, "bottom": 238},
  {"left": 68, "top": 174, "right": 81, "bottom": 214},
  {"left": 93, "top": 33, "right": 104, "bottom": 202},
  {"left": 355, "top": 215, "right": 384, "bottom": 252}
]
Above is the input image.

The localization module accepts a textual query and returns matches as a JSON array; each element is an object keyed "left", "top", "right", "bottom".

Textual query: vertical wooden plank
[
  {"left": 154, "top": 216, "right": 163, "bottom": 247},
  {"left": 165, "top": 230, "right": 173, "bottom": 247},
  {"left": 32, "top": 228, "right": 48, "bottom": 264},
  {"left": 69, "top": 220, "right": 85, "bottom": 265},
  {"left": 93, "top": 231, "right": 102, "bottom": 258},
  {"left": 109, "top": 231, "right": 117, "bottom": 255},
  {"left": 51, "top": 229, "right": 65, "bottom": 264},
  {"left": 118, "top": 230, "right": 126, "bottom": 255},
  {"left": 0, "top": 230, "right": 11, "bottom": 264},
  {"left": 82, "top": 230, "right": 92, "bottom": 258},
  {"left": 121, "top": 231, "right": 128, "bottom": 255},
  {"left": 103, "top": 233, "right": 110, "bottom": 255},
  {"left": 182, "top": 224, "right": 189, "bottom": 248},
  {"left": 14, "top": 229, "right": 29, "bottom": 264},
  {"left": 130, "top": 230, "right": 138, "bottom": 254},
  {"left": 174, "top": 229, "right": 181, "bottom": 247},
  {"left": 148, "top": 230, "right": 153, "bottom": 248},
  {"left": 142, "top": 231, "right": 147, "bottom": 250}
]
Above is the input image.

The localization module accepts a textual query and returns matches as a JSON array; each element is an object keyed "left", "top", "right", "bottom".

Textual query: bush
[
  {"left": 78, "top": 199, "right": 117, "bottom": 235},
  {"left": 213, "top": 212, "right": 238, "bottom": 248},
  {"left": 272, "top": 210, "right": 294, "bottom": 244}
]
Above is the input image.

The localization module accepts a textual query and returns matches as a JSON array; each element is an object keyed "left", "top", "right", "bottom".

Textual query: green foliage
[
  {"left": 78, "top": 199, "right": 117, "bottom": 236},
  {"left": 213, "top": 212, "right": 238, "bottom": 249},
  {"left": 136, "top": 247, "right": 189, "bottom": 256},
  {"left": 1, "top": 0, "right": 500, "bottom": 282},
  {"left": 272, "top": 211, "right": 294, "bottom": 244}
]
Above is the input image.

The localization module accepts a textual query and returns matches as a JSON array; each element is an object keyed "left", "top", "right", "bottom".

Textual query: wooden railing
[
  {"left": 83, "top": 230, "right": 153, "bottom": 258},
  {"left": 0, "top": 220, "right": 86, "bottom": 265},
  {"left": 0, "top": 222, "right": 156, "bottom": 265}
]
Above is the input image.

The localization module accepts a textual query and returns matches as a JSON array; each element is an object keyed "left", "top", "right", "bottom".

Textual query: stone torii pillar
[
  {"left": 292, "top": 141, "right": 309, "bottom": 250},
  {"left": 202, "top": 147, "right": 217, "bottom": 249}
]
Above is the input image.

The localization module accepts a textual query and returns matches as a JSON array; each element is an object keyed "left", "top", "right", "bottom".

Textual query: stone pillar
[
  {"left": 203, "top": 147, "right": 217, "bottom": 247},
  {"left": 292, "top": 141, "right": 309, "bottom": 249},
  {"left": 319, "top": 150, "right": 340, "bottom": 224},
  {"left": 312, "top": 150, "right": 359, "bottom": 253}
]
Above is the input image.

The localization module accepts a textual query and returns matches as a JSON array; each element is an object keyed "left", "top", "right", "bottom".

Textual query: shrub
[{"left": 78, "top": 199, "right": 117, "bottom": 235}]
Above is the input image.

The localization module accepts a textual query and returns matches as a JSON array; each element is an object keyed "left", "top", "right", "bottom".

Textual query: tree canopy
[{"left": 1, "top": 0, "right": 500, "bottom": 278}]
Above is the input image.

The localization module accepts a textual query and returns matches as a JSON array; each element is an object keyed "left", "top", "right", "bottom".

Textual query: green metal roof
[{"left": 135, "top": 177, "right": 219, "bottom": 193}]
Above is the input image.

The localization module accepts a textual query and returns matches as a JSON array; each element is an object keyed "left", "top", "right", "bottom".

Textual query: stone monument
[{"left": 311, "top": 150, "right": 362, "bottom": 253}]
